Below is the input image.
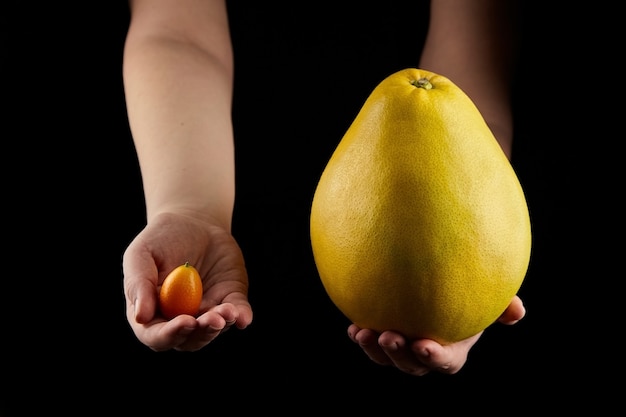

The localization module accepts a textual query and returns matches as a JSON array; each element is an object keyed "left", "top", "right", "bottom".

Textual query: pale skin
[{"left": 122, "top": 0, "right": 525, "bottom": 373}]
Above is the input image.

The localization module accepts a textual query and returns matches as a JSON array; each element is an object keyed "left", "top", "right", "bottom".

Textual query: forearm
[
  {"left": 123, "top": 1, "right": 235, "bottom": 228},
  {"left": 420, "top": 0, "right": 518, "bottom": 157}
]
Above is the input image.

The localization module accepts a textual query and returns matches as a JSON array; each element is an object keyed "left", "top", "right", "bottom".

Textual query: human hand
[
  {"left": 347, "top": 295, "right": 525, "bottom": 376},
  {"left": 122, "top": 212, "right": 252, "bottom": 352}
]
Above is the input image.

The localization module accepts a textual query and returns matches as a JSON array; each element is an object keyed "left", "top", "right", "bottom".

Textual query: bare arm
[
  {"left": 419, "top": 0, "right": 518, "bottom": 158},
  {"left": 124, "top": 0, "right": 234, "bottom": 228}
]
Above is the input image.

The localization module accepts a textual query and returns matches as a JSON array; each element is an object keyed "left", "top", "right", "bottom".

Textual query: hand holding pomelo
[{"left": 310, "top": 68, "right": 531, "bottom": 345}]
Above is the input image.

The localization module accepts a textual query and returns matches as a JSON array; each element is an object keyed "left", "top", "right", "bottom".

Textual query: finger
[
  {"left": 347, "top": 324, "right": 361, "bottom": 343},
  {"left": 196, "top": 307, "right": 233, "bottom": 330},
  {"left": 215, "top": 292, "right": 253, "bottom": 330},
  {"left": 175, "top": 307, "right": 240, "bottom": 351},
  {"left": 349, "top": 327, "right": 393, "bottom": 366},
  {"left": 210, "top": 301, "right": 252, "bottom": 330},
  {"left": 498, "top": 295, "right": 525, "bottom": 325},
  {"left": 411, "top": 332, "right": 482, "bottom": 375},
  {"left": 131, "top": 280, "right": 159, "bottom": 324},
  {"left": 378, "top": 332, "right": 431, "bottom": 376},
  {"left": 174, "top": 325, "right": 224, "bottom": 352},
  {"left": 123, "top": 252, "right": 159, "bottom": 324},
  {"left": 135, "top": 315, "right": 199, "bottom": 352}
]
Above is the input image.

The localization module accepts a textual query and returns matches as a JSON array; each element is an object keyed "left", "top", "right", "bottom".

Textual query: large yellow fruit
[{"left": 310, "top": 68, "right": 531, "bottom": 345}]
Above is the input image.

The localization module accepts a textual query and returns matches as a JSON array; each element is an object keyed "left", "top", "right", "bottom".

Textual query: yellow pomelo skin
[{"left": 310, "top": 68, "right": 531, "bottom": 345}]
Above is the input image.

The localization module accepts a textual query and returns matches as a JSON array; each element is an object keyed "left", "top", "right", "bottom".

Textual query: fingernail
[
  {"left": 133, "top": 297, "right": 140, "bottom": 320},
  {"left": 178, "top": 326, "right": 195, "bottom": 337},
  {"left": 382, "top": 341, "right": 399, "bottom": 352}
]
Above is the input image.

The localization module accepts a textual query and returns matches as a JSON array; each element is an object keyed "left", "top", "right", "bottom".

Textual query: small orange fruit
[{"left": 158, "top": 262, "right": 203, "bottom": 319}]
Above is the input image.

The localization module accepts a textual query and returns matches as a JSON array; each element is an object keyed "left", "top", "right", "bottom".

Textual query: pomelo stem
[{"left": 411, "top": 78, "right": 433, "bottom": 90}]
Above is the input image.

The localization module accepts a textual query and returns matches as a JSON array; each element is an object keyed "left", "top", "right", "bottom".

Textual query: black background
[{"left": 2, "top": 1, "right": 621, "bottom": 414}]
